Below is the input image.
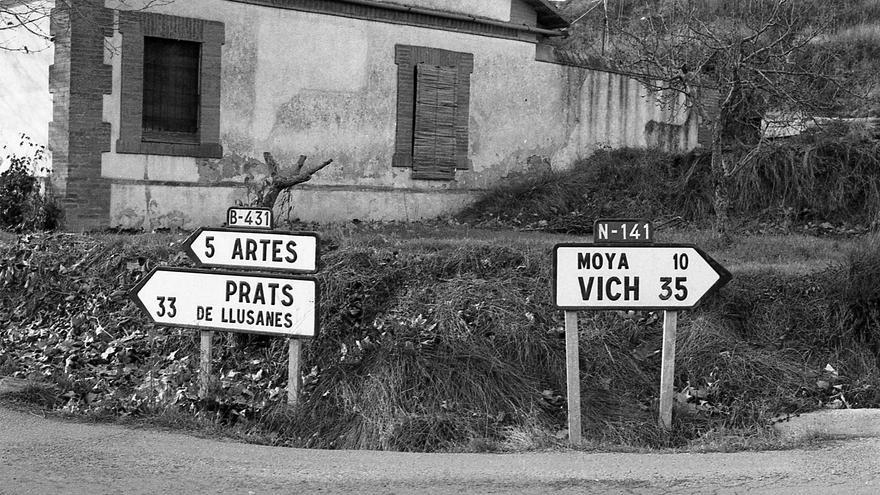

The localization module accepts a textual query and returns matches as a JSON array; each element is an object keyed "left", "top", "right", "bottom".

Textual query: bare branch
[{"left": 257, "top": 153, "right": 334, "bottom": 208}]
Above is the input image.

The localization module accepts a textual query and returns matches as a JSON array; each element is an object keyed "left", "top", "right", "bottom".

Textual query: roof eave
[{"left": 523, "top": 0, "right": 571, "bottom": 29}]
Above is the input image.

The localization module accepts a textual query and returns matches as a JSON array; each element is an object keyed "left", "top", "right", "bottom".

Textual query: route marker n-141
[
  {"left": 184, "top": 227, "right": 318, "bottom": 273},
  {"left": 131, "top": 267, "right": 318, "bottom": 338},
  {"left": 594, "top": 219, "right": 653, "bottom": 244},
  {"left": 553, "top": 244, "right": 731, "bottom": 310}
]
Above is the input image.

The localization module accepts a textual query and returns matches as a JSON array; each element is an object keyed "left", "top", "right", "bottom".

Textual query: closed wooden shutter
[{"left": 412, "top": 63, "right": 458, "bottom": 180}]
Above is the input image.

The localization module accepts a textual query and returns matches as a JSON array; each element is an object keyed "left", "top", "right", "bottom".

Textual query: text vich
[{"left": 577, "top": 252, "right": 639, "bottom": 301}]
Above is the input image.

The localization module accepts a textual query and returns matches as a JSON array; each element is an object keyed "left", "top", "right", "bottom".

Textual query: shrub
[
  {"left": 459, "top": 128, "right": 880, "bottom": 234},
  {"left": 733, "top": 124, "right": 880, "bottom": 225},
  {"left": 0, "top": 136, "right": 62, "bottom": 232},
  {"left": 456, "top": 148, "right": 713, "bottom": 233}
]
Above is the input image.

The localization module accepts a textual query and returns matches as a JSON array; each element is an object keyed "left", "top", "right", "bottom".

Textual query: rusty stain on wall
[{"left": 196, "top": 154, "right": 267, "bottom": 183}]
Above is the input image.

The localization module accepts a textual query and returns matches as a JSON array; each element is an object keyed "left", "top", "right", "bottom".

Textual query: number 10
[{"left": 673, "top": 253, "right": 689, "bottom": 270}]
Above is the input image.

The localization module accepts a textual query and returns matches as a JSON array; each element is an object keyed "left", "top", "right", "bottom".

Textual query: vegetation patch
[
  {"left": 1, "top": 230, "right": 878, "bottom": 451},
  {"left": 459, "top": 134, "right": 880, "bottom": 236},
  {"left": 0, "top": 137, "right": 61, "bottom": 232},
  {"left": 456, "top": 148, "right": 712, "bottom": 233}
]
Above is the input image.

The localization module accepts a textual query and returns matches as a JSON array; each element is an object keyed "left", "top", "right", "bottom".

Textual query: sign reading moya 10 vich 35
[{"left": 553, "top": 244, "right": 731, "bottom": 310}]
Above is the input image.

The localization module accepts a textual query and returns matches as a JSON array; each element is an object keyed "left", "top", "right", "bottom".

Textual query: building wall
[
  {"left": 101, "top": 0, "right": 575, "bottom": 229},
  {"left": 41, "top": 0, "right": 702, "bottom": 229},
  {"left": 552, "top": 69, "right": 700, "bottom": 166}
]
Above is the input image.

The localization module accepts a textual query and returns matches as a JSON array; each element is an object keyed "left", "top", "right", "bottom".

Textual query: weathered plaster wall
[
  {"left": 550, "top": 69, "right": 700, "bottom": 167},
  {"left": 380, "top": 0, "right": 511, "bottom": 21},
  {"left": 99, "top": 0, "right": 699, "bottom": 229}
]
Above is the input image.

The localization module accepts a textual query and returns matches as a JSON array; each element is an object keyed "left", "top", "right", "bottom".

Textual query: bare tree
[
  {"left": 1, "top": 0, "right": 173, "bottom": 52},
  {"left": 0, "top": 0, "right": 51, "bottom": 52},
  {"left": 562, "top": 0, "right": 872, "bottom": 239}
]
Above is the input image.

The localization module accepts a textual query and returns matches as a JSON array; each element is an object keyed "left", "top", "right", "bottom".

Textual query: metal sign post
[{"left": 553, "top": 219, "right": 730, "bottom": 438}]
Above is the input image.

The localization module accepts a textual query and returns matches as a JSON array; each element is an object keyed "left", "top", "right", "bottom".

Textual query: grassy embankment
[{"left": 1, "top": 138, "right": 879, "bottom": 452}]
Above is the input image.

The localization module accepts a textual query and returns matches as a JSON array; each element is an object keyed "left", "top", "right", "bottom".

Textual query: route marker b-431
[{"left": 226, "top": 206, "right": 273, "bottom": 229}]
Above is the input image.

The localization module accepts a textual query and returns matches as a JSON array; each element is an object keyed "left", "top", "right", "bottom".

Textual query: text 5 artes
[{"left": 184, "top": 228, "right": 318, "bottom": 273}]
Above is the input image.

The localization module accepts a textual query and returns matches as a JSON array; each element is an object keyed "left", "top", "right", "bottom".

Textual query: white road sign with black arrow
[
  {"left": 183, "top": 228, "right": 318, "bottom": 273},
  {"left": 130, "top": 267, "right": 318, "bottom": 337},
  {"left": 553, "top": 244, "right": 731, "bottom": 310}
]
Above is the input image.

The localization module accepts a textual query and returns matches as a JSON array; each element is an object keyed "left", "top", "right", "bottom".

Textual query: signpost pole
[
  {"left": 659, "top": 310, "right": 678, "bottom": 429},
  {"left": 564, "top": 310, "right": 582, "bottom": 446},
  {"left": 288, "top": 339, "right": 302, "bottom": 406},
  {"left": 199, "top": 330, "right": 213, "bottom": 398}
]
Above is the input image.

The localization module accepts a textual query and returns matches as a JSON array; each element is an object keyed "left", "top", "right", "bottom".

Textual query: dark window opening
[{"left": 142, "top": 36, "right": 201, "bottom": 140}]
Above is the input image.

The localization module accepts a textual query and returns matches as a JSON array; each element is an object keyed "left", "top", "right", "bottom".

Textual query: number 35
[{"left": 659, "top": 277, "right": 688, "bottom": 301}]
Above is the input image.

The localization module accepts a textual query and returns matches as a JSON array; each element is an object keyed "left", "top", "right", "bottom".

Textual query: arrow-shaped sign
[
  {"left": 183, "top": 228, "right": 318, "bottom": 273},
  {"left": 130, "top": 267, "right": 318, "bottom": 337},
  {"left": 553, "top": 243, "right": 731, "bottom": 310}
]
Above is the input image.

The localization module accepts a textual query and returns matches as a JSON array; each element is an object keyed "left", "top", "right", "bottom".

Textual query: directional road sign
[
  {"left": 130, "top": 267, "right": 318, "bottom": 337},
  {"left": 553, "top": 243, "right": 731, "bottom": 310},
  {"left": 184, "top": 228, "right": 318, "bottom": 273}
]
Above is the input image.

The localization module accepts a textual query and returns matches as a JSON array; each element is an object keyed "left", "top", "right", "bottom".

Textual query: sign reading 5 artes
[
  {"left": 183, "top": 228, "right": 319, "bottom": 273},
  {"left": 553, "top": 244, "right": 731, "bottom": 310}
]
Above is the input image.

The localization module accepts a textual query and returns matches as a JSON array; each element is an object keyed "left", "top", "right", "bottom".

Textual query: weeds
[
  {"left": 0, "top": 135, "right": 61, "bottom": 232},
  {"left": 734, "top": 125, "right": 880, "bottom": 225}
]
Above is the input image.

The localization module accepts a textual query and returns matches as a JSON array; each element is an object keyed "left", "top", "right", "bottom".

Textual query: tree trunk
[
  {"left": 258, "top": 153, "right": 334, "bottom": 209},
  {"left": 710, "top": 119, "right": 732, "bottom": 243}
]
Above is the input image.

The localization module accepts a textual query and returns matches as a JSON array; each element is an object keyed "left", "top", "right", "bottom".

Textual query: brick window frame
[
  {"left": 116, "top": 12, "right": 224, "bottom": 158},
  {"left": 394, "top": 45, "right": 473, "bottom": 180}
]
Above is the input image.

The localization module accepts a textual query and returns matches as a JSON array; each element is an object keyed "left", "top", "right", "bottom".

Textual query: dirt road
[{"left": 0, "top": 406, "right": 877, "bottom": 494}]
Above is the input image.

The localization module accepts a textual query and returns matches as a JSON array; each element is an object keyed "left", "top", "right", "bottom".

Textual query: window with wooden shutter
[
  {"left": 394, "top": 45, "right": 473, "bottom": 180},
  {"left": 412, "top": 63, "right": 458, "bottom": 180}
]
